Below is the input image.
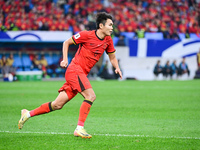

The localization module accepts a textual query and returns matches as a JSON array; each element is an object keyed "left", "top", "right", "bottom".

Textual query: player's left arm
[
  {"left": 108, "top": 53, "right": 122, "bottom": 79},
  {"left": 60, "top": 37, "right": 74, "bottom": 68}
]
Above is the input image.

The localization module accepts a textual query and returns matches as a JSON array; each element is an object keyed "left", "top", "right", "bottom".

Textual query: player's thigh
[
  {"left": 52, "top": 91, "right": 70, "bottom": 109},
  {"left": 80, "top": 88, "right": 96, "bottom": 102},
  {"left": 65, "top": 65, "right": 92, "bottom": 92}
]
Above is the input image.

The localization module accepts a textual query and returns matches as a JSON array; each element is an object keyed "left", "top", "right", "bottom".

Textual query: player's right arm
[{"left": 60, "top": 37, "right": 74, "bottom": 68}]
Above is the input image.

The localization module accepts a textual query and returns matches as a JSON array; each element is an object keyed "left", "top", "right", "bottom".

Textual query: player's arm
[
  {"left": 60, "top": 37, "right": 74, "bottom": 68},
  {"left": 108, "top": 53, "right": 122, "bottom": 79}
]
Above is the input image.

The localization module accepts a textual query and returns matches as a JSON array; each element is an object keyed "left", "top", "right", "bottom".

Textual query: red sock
[
  {"left": 30, "top": 102, "right": 54, "bottom": 117},
  {"left": 78, "top": 100, "right": 93, "bottom": 127}
]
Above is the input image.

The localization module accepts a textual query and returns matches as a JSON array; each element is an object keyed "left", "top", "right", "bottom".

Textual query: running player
[{"left": 18, "top": 12, "right": 122, "bottom": 139}]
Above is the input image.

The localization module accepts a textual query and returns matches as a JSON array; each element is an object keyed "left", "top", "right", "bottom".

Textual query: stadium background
[{"left": 0, "top": 0, "right": 200, "bottom": 80}]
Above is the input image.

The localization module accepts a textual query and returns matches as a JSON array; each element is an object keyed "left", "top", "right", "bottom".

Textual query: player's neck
[{"left": 96, "top": 29, "right": 106, "bottom": 40}]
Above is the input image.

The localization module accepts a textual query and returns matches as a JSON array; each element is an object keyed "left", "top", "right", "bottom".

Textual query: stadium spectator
[
  {"left": 185, "top": 29, "right": 191, "bottom": 39},
  {"left": 153, "top": 60, "right": 163, "bottom": 78},
  {"left": 163, "top": 60, "right": 171, "bottom": 79},
  {"left": 99, "top": 60, "right": 115, "bottom": 79},
  {"left": 32, "top": 55, "right": 41, "bottom": 70},
  {"left": 163, "top": 27, "right": 171, "bottom": 39},
  {"left": 134, "top": 26, "right": 145, "bottom": 39},
  {"left": 170, "top": 60, "right": 178, "bottom": 79},
  {"left": 171, "top": 29, "right": 181, "bottom": 40},
  {"left": 6, "top": 53, "right": 16, "bottom": 76},
  {"left": 194, "top": 49, "right": 200, "bottom": 79},
  {"left": 116, "top": 35, "right": 125, "bottom": 46},
  {"left": 112, "top": 59, "right": 122, "bottom": 79},
  {"left": 39, "top": 55, "right": 48, "bottom": 78},
  {"left": 178, "top": 57, "right": 190, "bottom": 77},
  {"left": 88, "top": 64, "right": 99, "bottom": 79},
  {"left": 194, "top": 68, "right": 200, "bottom": 79},
  {"left": 0, "top": 55, "right": 9, "bottom": 78},
  {"left": 197, "top": 48, "right": 200, "bottom": 68},
  {"left": 40, "top": 22, "right": 49, "bottom": 31}
]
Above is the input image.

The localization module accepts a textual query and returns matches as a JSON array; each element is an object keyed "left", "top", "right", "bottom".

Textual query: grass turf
[{"left": 0, "top": 80, "right": 200, "bottom": 150}]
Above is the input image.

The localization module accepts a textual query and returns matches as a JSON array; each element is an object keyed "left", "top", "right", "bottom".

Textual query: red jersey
[{"left": 71, "top": 30, "right": 115, "bottom": 75}]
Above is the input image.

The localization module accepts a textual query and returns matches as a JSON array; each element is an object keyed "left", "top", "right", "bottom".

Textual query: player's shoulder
[
  {"left": 73, "top": 30, "right": 89, "bottom": 40},
  {"left": 75, "top": 30, "right": 88, "bottom": 36},
  {"left": 105, "top": 35, "right": 112, "bottom": 40},
  {"left": 75, "top": 30, "right": 94, "bottom": 37},
  {"left": 105, "top": 35, "right": 113, "bottom": 43},
  {"left": 79, "top": 30, "right": 94, "bottom": 35},
  {"left": 86, "top": 30, "right": 96, "bottom": 36}
]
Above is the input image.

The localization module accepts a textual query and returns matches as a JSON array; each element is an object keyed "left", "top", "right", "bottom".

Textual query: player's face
[{"left": 102, "top": 19, "right": 113, "bottom": 36}]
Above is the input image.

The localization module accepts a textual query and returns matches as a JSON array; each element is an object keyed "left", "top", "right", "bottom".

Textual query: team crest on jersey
[
  {"left": 94, "top": 50, "right": 99, "bottom": 57},
  {"left": 74, "top": 33, "right": 80, "bottom": 39}
]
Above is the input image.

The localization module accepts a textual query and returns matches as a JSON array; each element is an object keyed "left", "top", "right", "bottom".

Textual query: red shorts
[{"left": 58, "top": 63, "right": 92, "bottom": 100}]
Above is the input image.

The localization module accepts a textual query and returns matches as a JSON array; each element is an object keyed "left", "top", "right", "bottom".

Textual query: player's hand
[
  {"left": 60, "top": 60, "right": 68, "bottom": 68},
  {"left": 115, "top": 68, "right": 122, "bottom": 79}
]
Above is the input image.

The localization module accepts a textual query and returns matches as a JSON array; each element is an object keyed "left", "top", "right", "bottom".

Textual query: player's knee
[
  {"left": 91, "top": 94, "right": 96, "bottom": 102},
  {"left": 85, "top": 93, "right": 96, "bottom": 102},
  {"left": 52, "top": 102, "right": 63, "bottom": 110}
]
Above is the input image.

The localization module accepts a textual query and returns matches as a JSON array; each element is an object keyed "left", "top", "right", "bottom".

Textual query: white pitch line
[{"left": 0, "top": 131, "right": 200, "bottom": 140}]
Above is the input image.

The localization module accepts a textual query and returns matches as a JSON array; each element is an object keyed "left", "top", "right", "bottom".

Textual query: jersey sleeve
[
  {"left": 71, "top": 31, "right": 88, "bottom": 45},
  {"left": 105, "top": 37, "right": 116, "bottom": 55}
]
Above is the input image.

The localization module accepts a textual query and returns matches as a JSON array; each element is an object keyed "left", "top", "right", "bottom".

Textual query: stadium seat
[
  {"left": 55, "top": 67, "right": 65, "bottom": 77},
  {"left": 52, "top": 53, "right": 61, "bottom": 64},
  {"left": 21, "top": 54, "right": 32, "bottom": 70},
  {"left": 13, "top": 54, "right": 23, "bottom": 71},
  {"left": 47, "top": 68, "right": 53, "bottom": 74},
  {"left": 44, "top": 54, "right": 53, "bottom": 65},
  {"left": 68, "top": 55, "right": 72, "bottom": 64},
  {"left": 113, "top": 37, "right": 119, "bottom": 46},
  {"left": 32, "top": 68, "right": 40, "bottom": 71},
  {"left": 145, "top": 32, "right": 163, "bottom": 40},
  {"left": 24, "top": 68, "right": 31, "bottom": 71},
  {"left": 5, "top": 53, "right": 10, "bottom": 58}
]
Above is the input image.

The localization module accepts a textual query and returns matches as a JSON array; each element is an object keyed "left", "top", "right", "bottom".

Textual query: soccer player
[{"left": 18, "top": 12, "right": 122, "bottom": 139}]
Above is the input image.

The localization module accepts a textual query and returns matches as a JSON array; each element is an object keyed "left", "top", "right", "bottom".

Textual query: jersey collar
[{"left": 95, "top": 30, "right": 104, "bottom": 41}]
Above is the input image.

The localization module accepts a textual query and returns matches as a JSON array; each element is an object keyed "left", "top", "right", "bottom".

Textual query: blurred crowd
[{"left": 0, "top": 0, "right": 200, "bottom": 37}]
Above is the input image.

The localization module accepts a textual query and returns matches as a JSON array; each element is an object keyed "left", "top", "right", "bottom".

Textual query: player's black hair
[{"left": 96, "top": 12, "right": 113, "bottom": 29}]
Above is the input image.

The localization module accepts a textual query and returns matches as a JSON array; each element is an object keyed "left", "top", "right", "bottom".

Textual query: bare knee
[
  {"left": 51, "top": 91, "right": 69, "bottom": 110},
  {"left": 81, "top": 88, "right": 96, "bottom": 102},
  {"left": 85, "top": 93, "right": 96, "bottom": 102},
  {"left": 52, "top": 101, "right": 64, "bottom": 110}
]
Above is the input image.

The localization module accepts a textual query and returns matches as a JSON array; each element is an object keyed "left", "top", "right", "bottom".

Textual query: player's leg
[
  {"left": 31, "top": 91, "right": 70, "bottom": 116},
  {"left": 78, "top": 88, "right": 96, "bottom": 127},
  {"left": 74, "top": 88, "right": 96, "bottom": 138},
  {"left": 65, "top": 67, "right": 95, "bottom": 138},
  {"left": 18, "top": 91, "right": 69, "bottom": 129}
]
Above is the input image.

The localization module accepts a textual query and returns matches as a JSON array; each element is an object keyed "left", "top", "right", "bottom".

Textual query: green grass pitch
[{"left": 0, "top": 80, "right": 200, "bottom": 150}]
